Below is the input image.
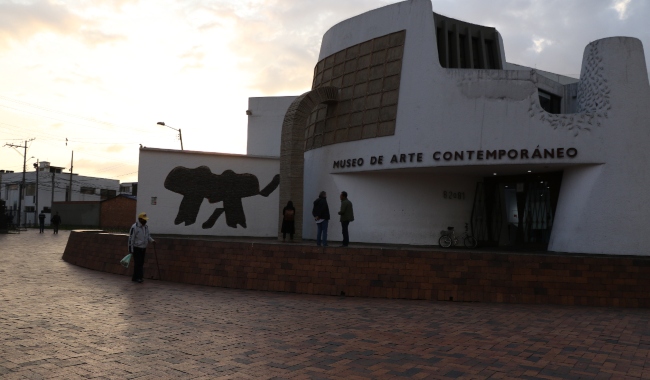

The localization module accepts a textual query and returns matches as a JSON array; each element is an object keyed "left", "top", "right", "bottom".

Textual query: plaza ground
[{"left": 1, "top": 229, "right": 649, "bottom": 379}]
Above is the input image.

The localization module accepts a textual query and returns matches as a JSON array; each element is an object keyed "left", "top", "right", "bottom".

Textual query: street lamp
[{"left": 157, "top": 122, "right": 184, "bottom": 150}]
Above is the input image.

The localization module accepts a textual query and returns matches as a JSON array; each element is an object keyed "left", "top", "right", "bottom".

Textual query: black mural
[{"left": 164, "top": 166, "right": 280, "bottom": 229}]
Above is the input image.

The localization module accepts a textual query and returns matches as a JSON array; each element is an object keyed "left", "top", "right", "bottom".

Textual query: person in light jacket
[{"left": 128, "top": 212, "right": 155, "bottom": 283}]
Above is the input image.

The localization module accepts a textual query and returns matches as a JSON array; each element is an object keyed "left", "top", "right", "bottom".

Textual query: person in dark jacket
[
  {"left": 281, "top": 200, "right": 296, "bottom": 241},
  {"left": 338, "top": 191, "right": 354, "bottom": 247},
  {"left": 50, "top": 212, "right": 62, "bottom": 234},
  {"left": 312, "top": 191, "right": 330, "bottom": 246},
  {"left": 38, "top": 211, "right": 46, "bottom": 233}
]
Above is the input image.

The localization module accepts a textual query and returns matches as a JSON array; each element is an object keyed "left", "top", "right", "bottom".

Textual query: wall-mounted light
[{"left": 246, "top": 110, "right": 252, "bottom": 116}]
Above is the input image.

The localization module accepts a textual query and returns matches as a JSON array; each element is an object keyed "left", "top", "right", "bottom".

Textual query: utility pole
[
  {"left": 33, "top": 159, "right": 39, "bottom": 223},
  {"left": 3, "top": 139, "right": 34, "bottom": 228},
  {"left": 68, "top": 151, "right": 73, "bottom": 201},
  {"left": 51, "top": 170, "right": 55, "bottom": 210}
]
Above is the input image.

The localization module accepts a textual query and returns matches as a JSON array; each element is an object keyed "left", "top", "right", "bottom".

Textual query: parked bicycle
[{"left": 439, "top": 223, "right": 477, "bottom": 248}]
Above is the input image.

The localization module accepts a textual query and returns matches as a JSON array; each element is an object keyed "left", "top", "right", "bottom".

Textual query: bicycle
[{"left": 439, "top": 223, "right": 477, "bottom": 248}]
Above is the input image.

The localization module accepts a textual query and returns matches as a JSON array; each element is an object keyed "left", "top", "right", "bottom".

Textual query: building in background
[
  {"left": 0, "top": 161, "right": 119, "bottom": 226},
  {"left": 137, "top": 0, "right": 650, "bottom": 256},
  {"left": 119, "top": 182, "right": 138, "bottom": 196}
]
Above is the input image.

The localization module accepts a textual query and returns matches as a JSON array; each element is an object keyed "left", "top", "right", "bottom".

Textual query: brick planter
[{"left": 62, "top": 230, "right": 650, "bottom": 307}]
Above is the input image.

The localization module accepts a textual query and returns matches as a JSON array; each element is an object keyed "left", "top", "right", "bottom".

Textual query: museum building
[{"left": 138, "top": 0, "right": 650, "bottom": 256}]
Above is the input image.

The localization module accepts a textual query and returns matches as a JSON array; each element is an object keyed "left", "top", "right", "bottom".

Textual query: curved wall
[{"left": 63, "top": 231, "right": 650, "bottom": 307}]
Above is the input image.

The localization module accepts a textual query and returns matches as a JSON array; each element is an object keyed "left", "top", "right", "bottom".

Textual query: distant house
[
  {"left": 0, "top": 161, "right": 119, "bottom": 226},
  {"left": 119, "top": 182, "right": 138, "bottom": 196},
  {"left": 100, "top": 194, "right": 137, "bottom": 230}
]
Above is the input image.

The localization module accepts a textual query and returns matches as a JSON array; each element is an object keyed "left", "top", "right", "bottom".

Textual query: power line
[
  {"left": 0, "top": 95, "right": 155, "bottom": 134},
  {"left": 0, "top": 95, "right": 121, "bottom": 127},
  {"left": 0, "top": 121, "right": 142, "bottom": 144},
  {"left": 115, "top": 171, "right": 138, "bottom": 178}
]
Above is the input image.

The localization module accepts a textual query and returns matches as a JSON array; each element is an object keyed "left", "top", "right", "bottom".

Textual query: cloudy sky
[{"left": 0, "top": 0, "right": 647, "bottom": 183}]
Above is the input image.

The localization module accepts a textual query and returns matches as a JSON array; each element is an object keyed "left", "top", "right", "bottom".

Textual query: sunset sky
[{"left": 1, "top": 0, "right": 648, "bottom": 183}]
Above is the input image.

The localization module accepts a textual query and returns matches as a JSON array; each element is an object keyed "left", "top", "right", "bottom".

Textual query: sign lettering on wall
[
  {"left": 332, "top": 147, "right": 578, "bottom": 169},
  {"left": 443, "top": 191, "right": 466, "bottom": 200}
]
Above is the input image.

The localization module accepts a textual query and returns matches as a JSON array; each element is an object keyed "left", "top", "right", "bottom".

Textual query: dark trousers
[
  {"left": 39, "top": 220, "right": 45, "bottom": 233},
  {"left": 132, "top": 247, "right": 146, "bottom": 281},
  {"left": 53, "top": 224, "right": 59, "bottom": 234},
  {"left": 341, "top": 221, "right": 350, "bottom": 246}
]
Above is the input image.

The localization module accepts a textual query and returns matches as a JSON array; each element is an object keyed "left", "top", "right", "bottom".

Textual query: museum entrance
[{"left": 470, "top": 171, "right": 563, "bottom": 250}]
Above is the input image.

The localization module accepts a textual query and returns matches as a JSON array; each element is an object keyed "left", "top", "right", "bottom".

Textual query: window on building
[
  {"left": 80, "top": 187, "right": 96, "bottom": 195},
  {"left": 25, "top": 206, "right": 35, "bottom": 212},
  {"left": 539, "top": 90, "right": 562, "bottom": 114},
  {"left": 459, "top": 34, "right": 468, "bottom": 68},
  {"left": 472, "top": 37, "right": 481, "bottom": 68},
  {"left": 25, "top": 184, "right": 35, "bottom": 196},
  {"left": 100, "top": 189, "right": 117, "bottom": 200},
  {"left": 485, "top": 39, "right": 497, "bottom": 69}
]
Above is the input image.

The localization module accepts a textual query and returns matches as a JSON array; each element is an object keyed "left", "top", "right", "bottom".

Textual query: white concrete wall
[
  {"left": 303, "top": 170, "right": 479, "bottom": 245},
  {"left": 138, "top": 148, "right": 280, "bottom": 237},
  {"left": 246, "top": 96, "right": 296, "bottom": 157},
  {"left": 548, "top": 37, "right": 650, "bottom": 255},
  {"left": 504, "top": 62, "right": 579, "bottom": 85}
]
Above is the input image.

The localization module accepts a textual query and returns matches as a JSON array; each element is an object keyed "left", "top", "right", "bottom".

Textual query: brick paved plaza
[{"left": 2, "top": 230, "right": 650, "bottom": 379}]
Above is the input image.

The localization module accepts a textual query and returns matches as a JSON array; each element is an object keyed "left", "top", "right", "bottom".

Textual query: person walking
[
  {"left": 128, "top": 212, "right": 155, "bottom": 283},
  {"left": 312, "top": 191, "right": 330, "bottom": 246},
  {"left": 50, "top": 212, "right": 62, "bottom": 234},
  {"left": 281, "top": 200, "right": 296, "bottom": 242},
  {"left": 38, "top": 211, "right": 46, "bottom": 233},
  {"left": 338, "top": 191, "right": 354, "bottom": 247}
]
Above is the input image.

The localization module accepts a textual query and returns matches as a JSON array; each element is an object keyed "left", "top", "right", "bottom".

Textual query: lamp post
[{"left": 157, "top": 122, "right": 183, "bottom": 150}]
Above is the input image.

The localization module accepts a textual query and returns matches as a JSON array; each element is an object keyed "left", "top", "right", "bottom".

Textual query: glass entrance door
[{"left": 471, "top": 172, "right": 562, "bottom": 250}]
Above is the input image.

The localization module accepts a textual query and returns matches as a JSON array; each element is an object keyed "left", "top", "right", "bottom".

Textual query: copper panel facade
[{"left": 305, "top": 30, "right": 405, "bottom": 151}]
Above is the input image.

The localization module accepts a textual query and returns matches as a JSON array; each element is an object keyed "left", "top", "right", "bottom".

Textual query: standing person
[
  {"left": 281, "top": 200, "right": 296, "bottom": 242},
  {"left": 312, "top": 191, "right": 330, "bottom": 247},
  {"left": 38, "top": 211, "right": 46, "bottom": 233},
  {"left": 338, "top": 191, "right": 354, "bottom": 247},
  {"left": 128, "top": 212, "right": 155, "bottom": 283},
  {"left": 50, "top": 212, "right": 62, "bottom": 234}
]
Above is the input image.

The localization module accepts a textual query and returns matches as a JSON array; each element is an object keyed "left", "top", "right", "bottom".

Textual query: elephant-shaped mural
[{"left": 164, "top": 166, "right": 280, "bottom": 229}]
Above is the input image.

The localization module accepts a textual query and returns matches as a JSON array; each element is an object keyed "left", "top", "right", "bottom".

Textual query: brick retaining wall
[{"left": 62, "top": 230, "right": 650, "bottom": 307}]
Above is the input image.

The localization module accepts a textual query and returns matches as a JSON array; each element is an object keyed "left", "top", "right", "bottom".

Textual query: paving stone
[{"left": 2, "top": 230, "right": 650, "bottom": 379}]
